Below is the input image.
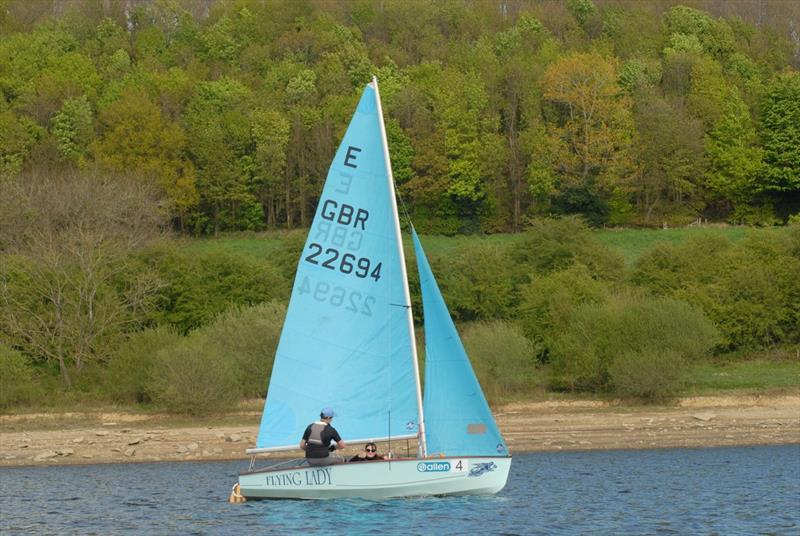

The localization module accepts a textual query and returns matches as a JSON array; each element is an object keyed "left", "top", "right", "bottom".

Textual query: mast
[{"left": 372, "top": 76, "right": 428, "bottom": 458}]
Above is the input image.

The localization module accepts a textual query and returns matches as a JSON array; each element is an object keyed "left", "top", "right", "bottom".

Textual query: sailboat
[{"left": 237, "top": 77, "right": 511, "bottom": 499}]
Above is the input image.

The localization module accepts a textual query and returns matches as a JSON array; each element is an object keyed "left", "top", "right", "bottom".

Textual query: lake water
[{"left": 1, "top": 445, "right": 798, "bottom": 535}]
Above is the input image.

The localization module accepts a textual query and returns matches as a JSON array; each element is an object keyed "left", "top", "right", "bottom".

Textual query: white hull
[{"left": 239, "top": 456, "right": 511, "bottom": 500}]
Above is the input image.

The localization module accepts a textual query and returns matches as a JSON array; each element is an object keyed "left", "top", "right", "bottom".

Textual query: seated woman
[{"left": 349, "top": 442, "right": 386, "bottom": 462}]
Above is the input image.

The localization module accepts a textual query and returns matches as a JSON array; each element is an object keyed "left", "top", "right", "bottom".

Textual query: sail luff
[{"left": 372, "top": 76, "right": 428, "bottom": 459}]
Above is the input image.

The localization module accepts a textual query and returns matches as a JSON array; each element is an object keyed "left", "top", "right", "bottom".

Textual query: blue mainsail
[
  {"left": 255, "top": 83, "right": 419, "bottom": 450},
  {"left": 412, "top": 229, "right": 507, "bottom": 457}
]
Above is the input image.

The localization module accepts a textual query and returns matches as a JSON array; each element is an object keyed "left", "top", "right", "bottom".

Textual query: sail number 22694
[{"left": 304, "top": 243, "right": 382, "bottom": 282}]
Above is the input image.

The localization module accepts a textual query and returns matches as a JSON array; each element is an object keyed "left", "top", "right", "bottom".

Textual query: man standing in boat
[{"left": 300, "top": 407, "right": 346, "bottom": 466}]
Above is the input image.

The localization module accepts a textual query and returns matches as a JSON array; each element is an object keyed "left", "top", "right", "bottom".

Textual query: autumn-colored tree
[
  {"left": 541, "top": 52, "right": 635, "bottom": 223},
  {"left": 92, "top": 87, "right": 198, "bottom": 223}
]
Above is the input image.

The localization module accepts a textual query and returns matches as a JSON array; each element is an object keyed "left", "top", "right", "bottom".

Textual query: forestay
[
  {"left": 412, "top": 229, "right": 507, "bottom": 457},
  {"left": 254, "top": 83, "right": 419, "bottom": 451}
]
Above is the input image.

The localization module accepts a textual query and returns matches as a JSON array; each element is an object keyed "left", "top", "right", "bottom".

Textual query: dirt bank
[{"left": 1, "top": 395, "right": 797, "bottom": 467}]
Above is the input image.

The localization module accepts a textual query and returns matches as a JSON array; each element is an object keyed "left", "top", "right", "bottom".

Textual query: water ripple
[{"left": 0, "top": 446, "right": 798, "bottom": 535}]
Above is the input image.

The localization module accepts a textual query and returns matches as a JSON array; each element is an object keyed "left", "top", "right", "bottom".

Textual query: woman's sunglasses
[{"left": 366, "top": 447, "right": 376, "bottom": 453}]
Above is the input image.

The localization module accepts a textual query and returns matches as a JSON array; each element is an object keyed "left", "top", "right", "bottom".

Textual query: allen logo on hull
[{"left": 417, "top": 461, "right": 451, "bottom": 472}]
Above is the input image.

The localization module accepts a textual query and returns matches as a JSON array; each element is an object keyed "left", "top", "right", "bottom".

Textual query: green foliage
[
  {"left": 511, "top": 217, "right": 625, "bottom": 281},
  {"left": 52, "top": 94, "right": 93, "bottom": 164},
  {"left": 93, "top": 87, "right": 198, "bottom": 215},
  {"left": 250, "top": 108, "right": 291, "bottom": 227},
  {"left": 142, "top": 244, "right": 287, "bottom": 333},
  {"left": 631, "top": 233, "right": 732, "bottom": 295},
  {"left": 664, "top": 6, "right": 712, "bottom": 38},
  {"left": 0, "top": 342, "right": 40, "bottom": 409},
  {"left": 619, "top": 58, "right": 662, "bottom": 94},
  {"left": 516, "top": 264, "right": 608, "bottom": 362},
  {"left": 633, "top": 92, "right": 705, "bottom": 223},
  {"left": 461, "top": 321, "right": 538, "bottom": 402},
  {"left": 106, "top": 325, "right": 182, "bottom": 403},
  {"left": 185, "top": 77, "right": 259, "bottom": 232},
  {"left": 706, "top": 92, "right": 763, "bottom": 205},
  {"left": 759, "top": 72, "right": 800, "bottom": 193},
  {"left": 108, "top": 302, "right": 283, "bottom": 406},
  {"left": 609, "top": 348, "right": 687, "bottom": 401},
  {"left": 146, "top": 334, "right": 240, "bottom": 415},
  {"left": 549, "top": 293, "right": 718, "bottom": 394},
  {"left": 702, "top": 232, "right": 800, "bottom": 350},
  {"left": 0, "top": 1, "right": 795, "bottom": 231},
  {"left": 431, "top": 241, "right": 515, "bottom": 321},
  {"left": 0, "top": 110, "right": 41, "bottom": 177},
  {"left": 632, "top": 230, "right": 799, "bottom": 351},
  {"left": 194, "top": 302, "right": 285, "bottom": 398}
]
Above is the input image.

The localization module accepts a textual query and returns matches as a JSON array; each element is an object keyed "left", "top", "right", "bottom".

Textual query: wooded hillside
[{"left": 1, "top": 0, "right": 798, "bottom": 233}]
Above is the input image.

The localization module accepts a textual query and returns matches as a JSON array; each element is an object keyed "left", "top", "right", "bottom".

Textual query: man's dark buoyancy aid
[{"left": 305, "top": 421, "right": 332, "bottom": 458}]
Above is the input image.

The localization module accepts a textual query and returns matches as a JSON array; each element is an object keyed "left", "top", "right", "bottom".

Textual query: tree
[
  {"left": 686, "top": 55, "right": 729, "bottom": 128},
  {"left": 0, "top": 109, "right": 41, "bottom": 178},
  {"left": 0, "top": 171, "right": 166, "bottom": 387},
  {"left": 541, "top": 52, "right": 635, "bottom": 224},
  {"left": 760, "top": 72, "right": 800, "bottom": 194},
  {"left": 250, "top": 109, "right": 290, "bottom": 228},
  {"left": 633, "top": 92, "right": 706, "bottom": 222},
  {"left": 51, "top": 94, "right": 93, "bottom": 165},
  {"left": 185, "top": 77, "right": 261, "bottom": 232},
  {"left": 92, "top": 87, "right": 198, "bottom": 224},
  {"left": 706, "top": 91, "right": 763, "bottom": 213}
]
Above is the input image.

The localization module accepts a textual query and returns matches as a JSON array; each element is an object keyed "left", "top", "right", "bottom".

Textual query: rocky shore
[{"left": 1, "top": 395, "right": 797, "bottom": 467}]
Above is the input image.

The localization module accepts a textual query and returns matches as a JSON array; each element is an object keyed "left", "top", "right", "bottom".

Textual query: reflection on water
[{"left": 1, "top": 445, "right": 798, "bottom": 535}]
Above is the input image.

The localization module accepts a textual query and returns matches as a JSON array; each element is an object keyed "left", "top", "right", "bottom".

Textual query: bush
[
  {"left": 432, "top": 242, "right": 515, "bottom": 321},
  {"left": 632, "top": 231, "right": 799, "bottom": 351},
  {"left": 516, "top": 264, "right": 608, "bottom": 362},
  {"left": 146, "top": 335, "right": 241, "bottom": 415},
  {"left": 0, "top": 343, "right": 40, "bottom": 410},
  {"left": 549, "top": 293, "right": 718, "bottom": 397},
  {"left": 609, "top": 348, "right": 686, "bottom": 401},
  {"left": 700, "top": 232, "right": 800, "bottom": 350},
  {"left": 461, "top": 321, "right": 538, "bottom": 402},
  {"left": 197, "top": 302, "right": 285, "bottom": 398},
  {"left": 511, "top": 216, "right": 625, "bottom": 283},
  {"left": 106, "top": 326, "right": 182, "bottom": 403},
  {"left": 631, "top": 233, "right": 732, "bottom": 295},
  {"left": 141, "top": 244, "right": 287, "bottom": 332}
]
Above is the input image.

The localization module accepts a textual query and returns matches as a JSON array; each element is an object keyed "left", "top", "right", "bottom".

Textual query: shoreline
[{"left": 1, "top": 394, "right": 798, "bottom": 468}]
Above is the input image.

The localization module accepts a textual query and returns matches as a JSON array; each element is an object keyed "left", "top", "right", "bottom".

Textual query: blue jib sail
[
  {"left": 255, "top": 83, "right": 419, "bottom": 450},
  {"left": 412, "top": 229, "right": 507, "bottom": 457}
]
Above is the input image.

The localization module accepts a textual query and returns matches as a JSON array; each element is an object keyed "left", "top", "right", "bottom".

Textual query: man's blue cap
[{"left": 321, "top": 406, "right": 335, "bottom": 418}]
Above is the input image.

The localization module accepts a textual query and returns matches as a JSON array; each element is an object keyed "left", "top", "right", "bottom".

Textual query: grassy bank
[{"left": 181, "top": 225, "right": 761, "bottom": 266}]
